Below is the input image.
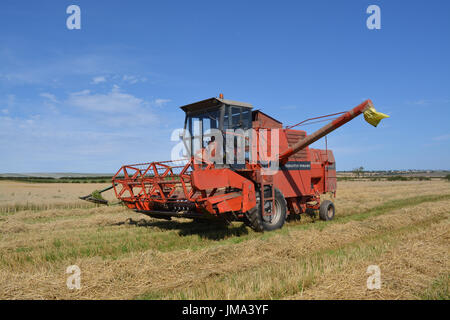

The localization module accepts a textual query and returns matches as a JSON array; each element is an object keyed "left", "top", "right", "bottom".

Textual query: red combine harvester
[{"left": 81, "top": 97, "right": 387, "bottom": 231}]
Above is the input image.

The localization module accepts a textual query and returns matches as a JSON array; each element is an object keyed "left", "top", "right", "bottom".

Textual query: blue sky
[{"left": 0, "top": 0, "right": 449, "bottom": 173}]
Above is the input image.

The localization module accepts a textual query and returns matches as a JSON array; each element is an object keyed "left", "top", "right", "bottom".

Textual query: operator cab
[{"left": 180, "top": 97, "right": 253, "bottom": 157}]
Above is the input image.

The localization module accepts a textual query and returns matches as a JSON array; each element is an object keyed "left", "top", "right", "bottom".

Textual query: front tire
[{"left": 244, "top": 187, "right": 287, "bottom": 232}]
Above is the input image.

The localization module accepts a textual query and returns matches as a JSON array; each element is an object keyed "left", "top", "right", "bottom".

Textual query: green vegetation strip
[
  {"left": 0, "top": 202, "right": 98, "bottom": 215},
  {"left": 337, "top": 176, "right": 436, "bottom": 181},
  {"left": 420, "top": 274, "right": 449, "bottom": 300}
]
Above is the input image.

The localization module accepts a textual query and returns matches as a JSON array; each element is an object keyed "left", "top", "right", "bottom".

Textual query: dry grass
[
  {"left": 289, "top": 222, "right": 449, "bottom": 300},
  {"left": 0, "top": 181, "right": 116, "bottom": 214},
  {"left": 324, "top": 179, "right": 450, "bottom": 213},
  {"left": 0, "top": 180, "right": 449, "bottom": 299}
]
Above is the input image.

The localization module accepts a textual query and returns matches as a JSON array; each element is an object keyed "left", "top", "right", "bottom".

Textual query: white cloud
[
  {"left": 40, "top": 92, "right": 59, "bottom": 103},
  {"left": 0, "top": 56, "right": 90, "bottom": 85},
  {"left": 0, "top": 72, "right": 37, "bottom": 84},
  {"left": 72, "top": 89, "right": 91, "bottom": 96},
  {"left": 0, "top": 114, "right": 39, "bottom": 129},
  {"left": 406, "top": 99, "right": 450, "bottom": 106},
  {"left": 411, "top": 99, "right": 429, "bottom": 106},
  {"left": 0, "top": 95, "right": 16, "bottom": 113},
  {"left": 0, "top": 52, "right": 139, "bottom": 85},
  {"left": 92, "top": 76, "right": 107, "bottom": 84},
  {"left": 122, "top": 74, "right": 147, "bottom": 84},
  {"left": 67, "top": 85, "right": 149, "bottom": 114},
  {"left": 6, "top": 94, "right": 15, "bottom": 108},
  {"left": 433, "top": 134, "right": 450, "bottom": 141},
  {"left": 154, "top": 98, "right": 171, "bottom": 107},
  {"left": 0, "top": 110, "right": 169, "bottom": 172},
  {"left": 39, "top": 92, "right": 60, "bottom": 113},
  {"left": 123, "top": 75, "right": 137, "bottom": 84}
]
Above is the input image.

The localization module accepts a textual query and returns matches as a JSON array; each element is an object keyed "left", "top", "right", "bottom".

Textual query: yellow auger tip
[{"left": 363, "top": 106, "right": 389, "bottom": 127}]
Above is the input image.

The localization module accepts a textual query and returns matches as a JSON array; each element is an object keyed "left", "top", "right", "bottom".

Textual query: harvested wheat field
[{"left": 0, "top": 180, "right": 448, "bottom": 300}]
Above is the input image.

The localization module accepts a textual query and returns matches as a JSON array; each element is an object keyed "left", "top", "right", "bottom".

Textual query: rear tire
[
  {"left": 319, "top": 200, "right": 335, "bottom": 221},
  {"left": 244, "top": 187, "right": 287, "bottom": 232}
]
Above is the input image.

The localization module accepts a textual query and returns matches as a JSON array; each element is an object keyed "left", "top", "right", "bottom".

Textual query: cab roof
[{"left": 180, "top": 97, "right": 253, "bottom": 113}]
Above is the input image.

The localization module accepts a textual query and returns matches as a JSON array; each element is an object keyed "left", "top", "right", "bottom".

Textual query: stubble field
[{"left": 0, "top": 180, "right": 448, "bottom": 299}]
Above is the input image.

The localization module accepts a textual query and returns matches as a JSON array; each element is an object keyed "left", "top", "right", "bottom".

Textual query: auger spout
[{"left": 279, "top": 99, "right": 376, "bottom": 163}]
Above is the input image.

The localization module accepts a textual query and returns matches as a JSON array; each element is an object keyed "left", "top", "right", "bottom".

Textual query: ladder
[{"left": 260, "top": 175, "right": 275, "bottom": 218}]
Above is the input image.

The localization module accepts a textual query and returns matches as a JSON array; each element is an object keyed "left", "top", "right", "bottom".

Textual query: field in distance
[{"left": 0, "top": 179, "right": 448, "bottom": 299}]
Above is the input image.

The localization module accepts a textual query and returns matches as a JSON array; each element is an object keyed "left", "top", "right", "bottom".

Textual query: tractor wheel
[
  {"left": 319, "top": 200, "right": 335, "bottom": 221},
  {"left": 244, "top": 203, "right": 264, "bottom": 232},
  {"left": 244, "top": 187, "right": 287, "bottom": 232},
  {"left": 262, "top": 188, "right": 287, "bottom": 231}
]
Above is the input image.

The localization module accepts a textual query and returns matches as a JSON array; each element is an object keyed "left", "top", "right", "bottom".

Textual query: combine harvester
[{"left": 81, "top": 96, "right": 388, "bottom": 231}]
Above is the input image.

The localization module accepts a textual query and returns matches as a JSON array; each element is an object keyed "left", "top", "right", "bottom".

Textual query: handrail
[{"left": 285, "top": 111, "right": 346, "bottom": 130}]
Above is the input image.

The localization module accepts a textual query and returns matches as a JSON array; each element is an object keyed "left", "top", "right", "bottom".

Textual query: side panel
[
  {"left": 310, "top": 148, "right": 336, "bottom": 193},
  {"left": 273, "top": 129, "right": 312, "bottom": 198},
  {"left": 324, "top": 150, "right": 337, "bottom": 192},
  {"left": 273, "top": 166, "right": 312, "bottom": 198},
  {"left": 190, "top": 168, "right": 257, "bottom": 213}
]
